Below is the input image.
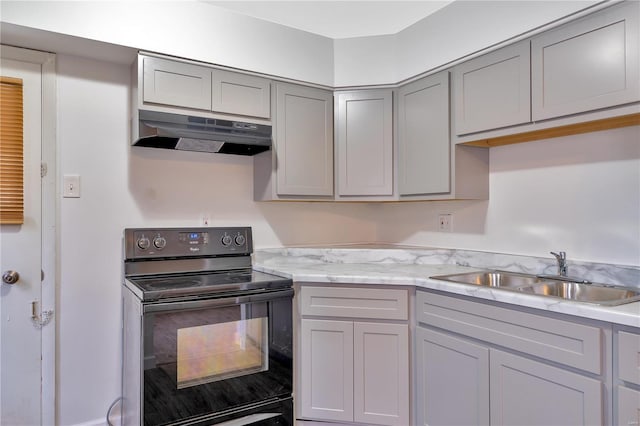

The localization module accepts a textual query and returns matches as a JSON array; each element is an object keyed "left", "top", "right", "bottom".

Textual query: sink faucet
[{"left": 550, "top": 251, "right": 567, "bottom": 276}]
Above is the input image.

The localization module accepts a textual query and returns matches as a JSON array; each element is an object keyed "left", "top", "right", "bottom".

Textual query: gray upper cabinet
[
  {"left": 453, "top": 41, "right": 531, "bottom": 135},
  {"left": 336, "top": 90, "right": 394, "bottom": 197},
  {"left": 532, "top": 1, "right": 640, "bottom": 121},
  {"left": 275, "top": 83, "right": 333, "bottom": 196},
  {"left": 143, "top": 56, "right": 212, "bottom": 111},
  {"left": 140, "top": 55, "right": 271, "bottom": 119},
  {"left": 398, "top": 71, "right": 450, "bottom": 196},
  {"left": 212, "top": 69, "right": 271, "bottom": 118}
]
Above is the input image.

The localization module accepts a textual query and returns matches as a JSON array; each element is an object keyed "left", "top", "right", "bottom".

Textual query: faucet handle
[{"left": 550, "top": 251, "right": 566, "bottom": 261}]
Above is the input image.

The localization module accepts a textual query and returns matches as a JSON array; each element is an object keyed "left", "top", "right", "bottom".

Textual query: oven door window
[
  {"left": 142, "top": 295, "right": 292, "bottom": 425},
  {"left": 176, "top": 315, "right": 268, "bottom": 388}
]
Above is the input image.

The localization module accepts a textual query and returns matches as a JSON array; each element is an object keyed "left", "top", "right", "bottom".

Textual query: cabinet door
[
  {"left": 300, "top": 319, "right": 353, "bottom": 422},
  {"left": 453, "top": 40, "right": 530, "bottom": 135},
  {"left": 275, "top": 83, "right": 333, "bottom": 196},
  {"left": 416, "top": 327, "right": 489, "bottom": 426},
  {"left": 336, "top": 90, "right": 393, "bottom": 196},
  {"left": 532, "top": 1, "right": 640, "bottom": 120},
  {"left": 142, "top": 56, "right": 212, "bottom": 110},
  {"left": 212, "top": 69, "right": 271, "bottom": 118},
  {"left": 490, "top": 349, "right": 603, "bottom": 425},
  {"left": 398, "top": 71, "right": 450, "bottom": 195},
  {"left": 353, "top": 322, "right": 409, "bottom": 426},
  {"left": 618, "top": 330, "right": 640, "bottom": 386},
  {"left": 617, "top": 386, "right": 640, "bottom": 426}
]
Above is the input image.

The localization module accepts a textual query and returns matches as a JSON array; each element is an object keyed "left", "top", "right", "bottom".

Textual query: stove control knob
[
  {"left": 221, "top": 235, "right": 233, "bottom": 246},
  {"left": 234, "top": 235, "right": 246, "bottom": 246},
  {"left": 137, "top": 237, "right": 151, "bottom": 250},
  {"left": 153, "top": 236, "right": 167, "bottom": 249}
]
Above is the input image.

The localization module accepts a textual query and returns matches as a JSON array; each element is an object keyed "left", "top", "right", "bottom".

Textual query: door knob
[{"left": 2, "top": 270, "right": 19, "bottom": 285}]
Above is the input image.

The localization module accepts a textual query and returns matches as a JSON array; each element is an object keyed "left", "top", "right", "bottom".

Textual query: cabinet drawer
[
  {"left": 142, "top": 56, "right": 212, "bottom": 111},
  {"left": 417, "top": 291, "right": 602, "bottom": 374},
  {"left": 300, "top": 286, "right": 408, "bottom": 320},
  {"left": 618, "top": 330, "right": 640, "bottom": 385}
]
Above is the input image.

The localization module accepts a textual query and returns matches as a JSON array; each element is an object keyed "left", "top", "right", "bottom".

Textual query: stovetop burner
[{"left": 127, "top": 269, "right": 292, "bottom": 302}]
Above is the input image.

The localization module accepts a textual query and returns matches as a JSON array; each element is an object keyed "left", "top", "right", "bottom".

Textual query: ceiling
[{"left": 202, "top": 1, "right": 454, "bottom": 39}]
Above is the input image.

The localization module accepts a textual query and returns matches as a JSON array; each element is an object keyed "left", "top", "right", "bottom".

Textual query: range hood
[{"left": 133, "top": 110, "right": 272, "bottom": 156}]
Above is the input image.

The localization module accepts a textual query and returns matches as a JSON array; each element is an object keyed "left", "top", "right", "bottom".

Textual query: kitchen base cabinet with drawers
[
  {"left": 416, "top": 289, "right": 614, "bottom": 426},
  {"left": 296, "top": 285, "right": 410, "bottom": 426}
]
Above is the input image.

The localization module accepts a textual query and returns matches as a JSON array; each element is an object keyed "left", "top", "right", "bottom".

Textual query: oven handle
[{"left": 143, "top": 288, "right": 294, "bottom": 314}]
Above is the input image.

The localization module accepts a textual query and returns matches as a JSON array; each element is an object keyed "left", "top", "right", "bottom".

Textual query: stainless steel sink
[
  {"left": 518, "top": 281, "right": 640, "bottom": 305},
  {"left": 432, "top": 271, "right": 542, "bottom": 289},
  {"left": 431, "top": 270, "right": 640, "bottom": 306}
]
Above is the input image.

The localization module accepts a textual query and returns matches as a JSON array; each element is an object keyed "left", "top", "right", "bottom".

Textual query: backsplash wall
[{"left": 376, "top": 125, "right": 640, "bottom": 268}]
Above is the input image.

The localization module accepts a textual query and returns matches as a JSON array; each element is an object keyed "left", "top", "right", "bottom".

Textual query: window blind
[{"left": 0, "top": 76, "right": 24, "bottom": 225}]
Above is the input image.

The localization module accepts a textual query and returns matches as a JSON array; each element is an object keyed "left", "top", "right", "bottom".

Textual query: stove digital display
[{"left": 179, "top": 232, "right": 209, "bottom": 245}]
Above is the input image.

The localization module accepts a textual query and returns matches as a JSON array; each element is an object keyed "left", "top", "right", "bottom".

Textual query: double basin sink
[{"left": 431, "top": 271, "right": 640, "bottom": 306}]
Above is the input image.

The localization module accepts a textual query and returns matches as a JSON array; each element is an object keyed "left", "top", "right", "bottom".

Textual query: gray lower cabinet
[
  {"left": 617, "top": 386, "right": 640, "bottom": 426},
  {"left": 614, "top": 327, "right": 640, "bottom": 426},
  {"left": 398, "top": 71, "right": 450, "bottom": 196},
  {"left": 300, "top": 319, "right": 410, "bottom": 425},
  {"left": 416, "top": 290, "right": 611, "bottom": 426},
  {"left": 254, "top": 83, "right": 333, "bottom": 200},
  {"left": 298, "top": 285, "right": 410, "bottom": 426},
  {"left": 335, "top": 90, "right": 394, "bottom": 197},
  {"left": 532, "top": 1, "right": 640, "bottom": 121},
  {"left": 453, "top": 40, "right": 531, "bottom": 136},
  {"left": 300, "top": 318, "right": 354, "bottom": 422},
  {"left": 416, "top": 327, "right": 489, "bottom": 426},
  {"left": 490, "top": 349, "right": 603, "bottom": 425}
]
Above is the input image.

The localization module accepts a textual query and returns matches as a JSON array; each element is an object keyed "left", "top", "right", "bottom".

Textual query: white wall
[
  {"left": 377, "top": 126, "right": 640, "bottom": 267},
  {"left": 1, "top": 1, "right": 335, "bottom": 86},
  {"left": 56, "top": 54, "right": 376, "bottom": 425}
]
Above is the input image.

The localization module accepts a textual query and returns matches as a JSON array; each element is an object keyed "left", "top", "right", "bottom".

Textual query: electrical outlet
[
  {"left": 438, "top": 214, "right": 453, "bottom": 232},
  {"left": 63, "top": 175, "right": 80, "bottom": 198}
]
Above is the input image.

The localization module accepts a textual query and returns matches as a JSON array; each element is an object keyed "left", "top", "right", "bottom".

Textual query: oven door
[{"left": 141, "top": 288, "right": 293, "bottom": 426}]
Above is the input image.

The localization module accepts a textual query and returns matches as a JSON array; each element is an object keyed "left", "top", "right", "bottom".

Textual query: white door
[{"left": 0, "top": 46, "right": 56, "bottom": 426}]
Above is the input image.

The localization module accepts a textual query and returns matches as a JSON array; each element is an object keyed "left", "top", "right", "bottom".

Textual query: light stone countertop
[{"left": 253, "top": 247, "right": 640, "bottom": 328}]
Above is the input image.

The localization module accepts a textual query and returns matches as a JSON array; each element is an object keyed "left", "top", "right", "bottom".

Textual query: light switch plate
[{"left": 63, "top": 175, "right": 81, "bottom": 198}]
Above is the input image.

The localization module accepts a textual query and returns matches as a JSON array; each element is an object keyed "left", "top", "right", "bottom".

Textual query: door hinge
[{"left": 41, "top": 162, "right": 48, "bottom": 178}]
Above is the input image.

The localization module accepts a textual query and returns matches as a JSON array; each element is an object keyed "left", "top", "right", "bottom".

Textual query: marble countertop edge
[{"left": 253, "top": 261, "right": 640, "bottom": 329}]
